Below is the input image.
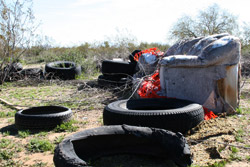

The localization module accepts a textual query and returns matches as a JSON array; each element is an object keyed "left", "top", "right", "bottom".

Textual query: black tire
[
  {"left": 101, "top": 60, "right": 137, "bottom": 77},
  {"left": 15, "top": 106, "right": 72, "bottom": 130},
  {"left": 53, "top": 125, "right": 192, "bottom": 167},
  {"left": 45, "top": 61, "right": 81, "bottom": 80},
  {"left": 4, "top": 62, "right": 23, "bottom": 72},
  {"left": 3, "top": 63, "right": 23, "bottom": 81},
  {"left": 103, "top": 98, "right": 204, "bottom": 133},
  {"left": 98, "top": 75, "right": 131, "bottom": 87},
  {"left": 20, "top": 68, "right": 43, "bottom": 79}
]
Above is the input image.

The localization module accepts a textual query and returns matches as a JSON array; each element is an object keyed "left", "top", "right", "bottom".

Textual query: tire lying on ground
[
  {"left": 103, "top": 98, "right": 204, "bottom": 133},
  {"left": 53, "top": 125, "right": 192, "bottom": 167},
  {"left": 45, "top": 61, "right": 81, "bottom": 80},
  {"left": 20, "top": 68, "right": 43, "bottom": 79},
  {"left": 15, "top": 106, "right": 72, "bottom": 130},
  {"left": 3, "top": 62, "right": 23, "bottom": 81},
  {"left": 4, "top": 62, "right": 23, "bottom": 72},
  {"left": 101, "top": 60, "right": 137, "bottom": 78},
  {"left": 98, "top": 75, "right": 132, "bottom": 87}
]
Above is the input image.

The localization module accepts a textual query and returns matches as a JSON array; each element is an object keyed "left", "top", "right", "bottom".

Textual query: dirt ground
[{"left": 0, "top": 77, "right": 250, "bottom": 167}]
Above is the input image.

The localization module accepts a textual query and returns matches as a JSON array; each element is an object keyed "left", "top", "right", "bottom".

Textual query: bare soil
[{"left": 0, "top": 78, "right": 249, "bottom": 167}]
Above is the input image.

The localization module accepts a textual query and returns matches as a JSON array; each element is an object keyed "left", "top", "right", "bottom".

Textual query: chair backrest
[{"left": 164, "top": 33, "right": 230, "bottom": 56}]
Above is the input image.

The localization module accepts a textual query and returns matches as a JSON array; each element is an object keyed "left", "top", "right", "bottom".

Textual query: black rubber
[
  {"left": 103, "top": 98, "right": 204, "bottom": 133},
  {"left": 98, "top": 75, "right": 132, "bottom": 87},
  {"left": 3, "top": 62, "right": 23, "bottom": 81},
  {"left": 45, "top": 61, "right": 81, "bottom": 80},
  {"left": 15, "top": 106, "right": 72, "bottom": 130},
  {"left": 53, "top": 125, "right": 192, "bottom": 167},
  {"left": 4, "top": 62, "right": 23, "bottom": 72},
  {"left": 101, "top": 60, "right": 137, "bottom": 78},
  {"left": 20, "top": 68, "right": 43, "bottom": 79}
]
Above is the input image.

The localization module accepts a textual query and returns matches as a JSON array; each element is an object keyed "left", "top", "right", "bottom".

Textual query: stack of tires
[{"left": 98, "top": 59, "right": 137, "bottom": 87}]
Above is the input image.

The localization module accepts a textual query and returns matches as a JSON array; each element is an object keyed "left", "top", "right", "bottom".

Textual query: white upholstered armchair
[{"left": 159, "top": 33, "right": 241, "bottom": 113}]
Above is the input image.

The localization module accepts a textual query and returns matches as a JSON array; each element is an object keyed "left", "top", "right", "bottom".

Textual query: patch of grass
[
  {"left": 26, "top": 138, "right": 54, "bottom": 153},
  {"left": 229, "top": 153, "right": 242, "bottom": 161},
  {"left": 30, "top": 160, "right": 48, "bottom": 167},
  {"left": 0, "top": 150, "right": 15, "bottom": 160},
  {"left": 230, "top": 146, "right": 239, "bottom": 153},
  {"left": 0, "top": 139, "right": 12, "bottom": 148},
  {"left": 218, "top": 146, "right": 226, "bottom": 153},
  {"left": 236, "top": 107, "right": 243, "bottom": 114},
  {"left": 0, "top": 111, "right": 16, "bottom": 118},
  {"left": 54, "top": 135, "right": 66, "bottom": 144},
  {"left": 7, "top": 118, "right": 14, "bottom": 124},
  {"left": 246, "top": 155, "right": 250, "bottom": 162},
  {"left": 207, "top": 160, "right": 227, "bottom": 167},
  {"left": 235, "top": 128, "right": 245, "bottom": 143},
  {"left": 2, "top": 131, "right": 10, "bottom": 136},
  {"left": 18, "top": 130, "right": 30, "bottom": 138},
  {"left": 54, "top": 120, "right": 79, "bottom": 132},
  {"left": 35, "top": 131, "right": 48, "bottom": 137},
  {"left": 0, "top": 159, "right": 24, "bottom": 167}
]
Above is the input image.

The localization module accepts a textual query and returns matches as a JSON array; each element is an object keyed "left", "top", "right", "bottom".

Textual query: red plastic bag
[
  {"left": 134, "top": 48, "right": 164, "bottom": 61},
  {"left": 137, "top": 70, "right": 165, "bottom": 98},
  {"left": 203, "top": 107, "right": 218, "bottom": 120}
]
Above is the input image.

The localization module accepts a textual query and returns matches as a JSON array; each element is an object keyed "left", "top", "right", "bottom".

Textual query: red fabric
[
  {"left": 137, "top": 70, "right": 165, "bottom": 98},
  {"left": 134, "top": 47, "right": 164, "bottom": 61},
  {"left": 203, "top": 107, "right": 218, "bottom": 120}
]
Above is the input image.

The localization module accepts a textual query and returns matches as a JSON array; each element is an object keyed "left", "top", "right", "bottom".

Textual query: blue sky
[{"left": 33, "top": 0, "right": 250, "bottom": 46}]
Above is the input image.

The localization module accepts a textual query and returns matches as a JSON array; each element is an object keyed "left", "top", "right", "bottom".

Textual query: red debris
[
  {"left": 137, "top": 70, "right": 165, "bottom": 98},
  {"left": 134, "top": 47, "right": 164, "bottom": 61},
  {"left": 203, "top": 107, "right": 218, "bottom": 120}
]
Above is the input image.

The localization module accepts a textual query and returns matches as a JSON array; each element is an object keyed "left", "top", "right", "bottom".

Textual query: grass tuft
[
  {"left": 26, "top": 138, "right": 54, "bottom": 153},
  {"left": 54, "top": 120, "right": 78, "bottom": 132}
]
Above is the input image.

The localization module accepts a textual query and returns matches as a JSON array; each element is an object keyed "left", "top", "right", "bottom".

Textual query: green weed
[
  {"left": 0, "top": 139, "right": 12, "bottom": 148},
  {"left": 54, "top": 120, "right": 78, "bottom": 132},
  {"left": 235, "top": 128, "right": 245, "bottom": 143},
  {"left": 30, "top": 160, "right": 48, "bottom": 167},
  {"left": 229, "top": 153, "right": 242, "bottom": 161},
  {"left": 54, "top": 135, "right": 66, "bottom": 144},
  {"left": 0, "top": 111, "right": 15, "bottom": 118},
  {"left": 2, "top": 131, "right": 10, "bottom": 136},
  {"left": 26, "top": 138, "right": 54, "bottom": 153},
  {"left": 231, "top": 146, "right": 239, "bottom": 153},
  {"left": 35, "top": 131, "right": 48, "bottom": 137},
  {"left": 7, "top": 118, "right": 14, "bottom": 124},
  {"left": 236, "top": 107, "right": 243, "bottom": 114},
  {"left": 0, "top": 150, "right": 14, "bottom": 160},
  {"left": 246, "top": 155, "right": 250, "bottom": 161},
  {"left": 207, "top": 160, "right": 227, "bottom": 167},
  {"left": 18, "top": 130, "right": 30, "bottom": 138}
]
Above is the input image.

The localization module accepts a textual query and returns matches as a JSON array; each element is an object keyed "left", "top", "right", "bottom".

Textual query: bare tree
[
  {"left": 0, "top": 0, "right": 37, "bottom": 84},
  {"left": 169, "top": 4, "right": 239, "bottom": 41}
]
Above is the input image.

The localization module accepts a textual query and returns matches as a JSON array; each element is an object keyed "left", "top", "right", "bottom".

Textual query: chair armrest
[{"left": 159, "top": 55, "right": 204, "bottom": 67}]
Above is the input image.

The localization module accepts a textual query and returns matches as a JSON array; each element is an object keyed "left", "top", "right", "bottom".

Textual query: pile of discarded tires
[
  {"left": 98, "top": 51, "right": 140, "bottom": 86},
  {"left": 52, "top": 50, "right": 205, "bottom": 166},
  {"left": 1, "top": 62, "right": 44, "bottom": 81}
]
